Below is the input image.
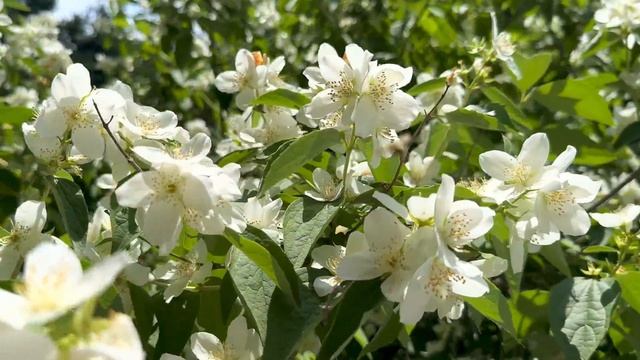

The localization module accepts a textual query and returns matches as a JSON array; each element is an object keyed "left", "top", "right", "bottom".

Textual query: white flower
[
  {"left": 0, "top": 201, "right": 60, "bottom": 279},
  {"left": 306, "top": 43, "right": 420, "bottom": 139},
  {"left": 591, "top": 204, "right": 640, "bottom": 230},
  {"left": 595, "top": 0, "right": 640, "bottom": 30},
  {"left": 115, "top": 162, "right": 243, "bottom": 255},
  {"left": 121, "top": 100, "right": 179, "bottom": 140},
  {"left": 416, "top": 72, "right": 465, "bottom": 114},
  {"left": 214, "top": 49, "right": 268, "bottom": 109},
  {"left": 22, "top": 117, "right": 62, "bottom": 163},
  {"left": 337, "top": 208, "right": 433, "bottom": 302},
  {"left": 433, "top": 174, "right": 495, "bottom": 248},
  {"left": 610, "top": 103, "right": 638, "bottom": 135},
  {"left": 0, "top": 327, "right": 57, "bottom": 360},
  {"left": 133, "top": 133, "right": 214, "bottom": 168},
  {"left": 242, "top": 107, "right": 302, "bottom": 145},
  {"left": 305, "top": 168, "right": 343, "bottom": 202},
  {"left": 33, "top": 63, "right": 126, "bottom": 160},
  {"left": 311, "top": 233, "right": 367, "bottom": 297},
  {"left": 69, "top": 313, "right": 144, "bottom": 360},
  {"left": 534, "top": 173, "right": 601, "bottom": 237},
  {"left": 190, "top": 315, "right": 262, "bottom": 360},
  {"left": 153, "top": 240, "right": 212, "bottom": 303},
  {"left": 479, "top": 133, "right": 557, "bottom": 199},
  {"left": 0, "top": 243, "right": 128, "bottom": 329},
  {"left": 491, "top": 11, "right": 520, "bottom": 78},
  {"left": 243, "top": 196, "right": 283, "bottom": 241},
  {"left": 402, "top": 151, "right": 440, "bottom": 187},
  {"left": 399, "top": 244, "right": 489, "bottom": 324}
]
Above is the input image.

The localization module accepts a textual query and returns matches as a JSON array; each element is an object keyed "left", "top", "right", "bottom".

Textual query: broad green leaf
[
  {"left": 318, "top": 280, "right": 384, "bottom": 360},
  {"left": 539, "top": 242, "right": 572, "bottom": 277},
  {"left": 614, "top": 122, "right": 640, "bottom": 148},
  {"left": 616, "top": 271, "right": 640, "bottom": 314},
  {"left": 3, "top": 0, "right": 30, "bottom": 11},
  {"left": 153, "top": 291, "right": 200, "bottom": 358},
  {"left": 481, "top": 87, "right": 536, "bottom": 129},
  {"left": 228, "top": 246, "right": 274, "bottom": 337},
  {"left": 262, "top": 287, "right": 324, "bottom": 360},
  {"left": 532, "top": 77, "right": 614, "bottom": 125},
  {"left": 51, "top": 177, "right": 89, "bottom": 244},
  {"left": 216, "top": 148, "right": 257, "bottom": 167},
  {"left": 426, "top": 121, "right": 451, "bottom": 157},
  {"left": 583, "top": 245, "right": 618, "bottom": 254},
  {"left": 608, "top": 306, "right": 640, "bottom": 355},
  {"left": 549, "top": 277, "right": 619, "bottom": 360},
  {"left": 253, "top": 89, "right": 311, "bottom": 109},
  {"left": 358, "top": 306, "right": 402, "bottom": 357},
  {"left": 464, "top": 280, "right": 519, "bottom": 339},
  {"left": 129, "top": 284, "right": 155, "bottom": 353},
  {"left": 198, "top": 271, "right": 238, "bottom": 339},
  {"left": 224, "top": 228, "right": 298, "bottom": 304},
  {"left": 283, "top": 197, "right": 339, "bottom": 268},
  {"left": 259, "top": 128, "right": 341, "bottom": 194},
  {"left": 407, "top": 77, "right": 446, "bottom": 96},
  {"left": 0, "top": 105, "right": 33, "bottom": 125},
  {"left": 512, "top": 289, "right": 550, "bottom": 339},
  {"left": 446, "top": 108, "right": 510, "bottom": 131},
  {"left": 544, "top": 124, "right": 619, "bottom": 166},
  {"left": 510, "top": 52, "right": 553, "bottom": 94},
  {"left": 110, "top": 206, "right": 140, "bottom": 252}
]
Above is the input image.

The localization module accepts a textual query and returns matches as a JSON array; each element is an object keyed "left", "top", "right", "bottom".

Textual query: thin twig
[
  {"left": 587, "top": 167, "right": 640, "bottom": 212},
  {"left": 92, "top": 100, "right": 142, "bottom": 173},
  {"left": 383, "top": 83, "right": 451, "bottom": 191}
]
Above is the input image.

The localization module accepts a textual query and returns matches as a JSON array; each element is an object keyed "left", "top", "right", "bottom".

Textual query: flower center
[
  {"left": 446, "top": 212, "right": 472, "bottom": 242},
  {"left": 425, "top": 258, "right": 463, "bottom": 299},
  {"left": 63, "top": 104, "right": 93, "bottom": 129},
  {"left": 505, "top": 163, "right": 532, "bottom": 186},
  {"left": 326, "top": 71, "right": 355, "bottom": 103},
  {"left": 544, "top": 188, "right": 575, "bottom": 216},
  {"left": 369, "top": 71, "right": 396, "bottom": 111}
]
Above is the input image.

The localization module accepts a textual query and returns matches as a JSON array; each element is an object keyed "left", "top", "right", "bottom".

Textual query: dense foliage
[{"left": 1, "top": 0, "right": 640, "bottom": 359}]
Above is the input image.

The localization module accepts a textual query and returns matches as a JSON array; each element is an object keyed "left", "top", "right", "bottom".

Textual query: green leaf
[
  {"left": 318, "top": 280, "right": 384, "bottom": 360},
  {"left": 464, "top": 280, "right": 519, "bottom": 339},
  {"left": 358, "top": 307, "right": 402, "bottom": 357},
  {"left": 583, "top": 245, "right": 619, "bottom": 254},
  {"left": 217, "top": 148, "right": 258, "bottom": 167},
  {"left": 198, "top": 271, "right": 238, "bottom": 339},
  {"left": 153, "top": 291, "right": 200, "bottom": 358},
  {"left": 0, "top": 105, "right": 34, "bottom": 125},
  {"left": 539, "top": 242, "right": 572, "bottom": 277},
  {"left": 51, "top": 177, "right": 89, "bottom": 244},
  {"left": 446, "top": 108, "right": 510, "bottom": 131},
  {"left": 510, "top": 52, "right": 553, "bottom": 94},
  {"left": 129, "top": 284, "right": 155, "bottom": 352},
  {"left": 224, "top": 228, "right": 298, "bottom": 304},
  {"left": 283, "top": 197, "right": 340, "bottom": 268},
  {"left": 549, "top": 277, "right": 619, "bottom": 360},
  {"left": 512, "top": 289, "right": 550, "bottom": 339},
  {"left": 259, "top": 128, "right": 341, "bottom": 194},
  {"left": 406, "top": 77, "right": 446, "bottom": 96},
  {"left": 426, "top": 122, "right": 451, "bottom": 157},
  {"left": 544, "top": 124, "right": 619, "bottom": 166},
  {"left": 262, "top": 286, "right": 324, "bottom": 360},
  {"left": 608, "top": 306, "right": 640, "bottom": 355},
  {"left": 481, "top": 87, "right": 536, "bottom": 129},
  {"left": 614, "top": 122, "right": 640, "bottom": 148},
  {"left": 3, "top": 0, "right": 30, "bottom": 12},
  {"left": 253, "top": 89, "right": 311, "bottom": 109},
  {"left": 228, "top": 246, "right": 274, "bottom": 337},
  {"left": 110, "top": 206, "right": 140, "bottom": 252},
  {"left": 616, "top": 271, "right": 640, "bottom": 314},
  {"left": 532, "top": 77, "right": 614, "bottom": 125}
]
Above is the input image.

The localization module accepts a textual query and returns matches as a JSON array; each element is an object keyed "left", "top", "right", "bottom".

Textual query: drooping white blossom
[{"left": 0, "top": 243, "right": 128, "bottom": 329}]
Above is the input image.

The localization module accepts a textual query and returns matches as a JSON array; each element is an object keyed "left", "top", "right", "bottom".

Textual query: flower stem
[
  {"left": 587, "top": 166, "right": 640, "bottom": 212},
  {"left": 340, "top": 125, "right": 357, "bottom": 203},
  {"left": 92, "top": 100, "right": 143, "bottom": 173},
  {"left": 384, "top": 83, "right": 451, "bottom": 192}
]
